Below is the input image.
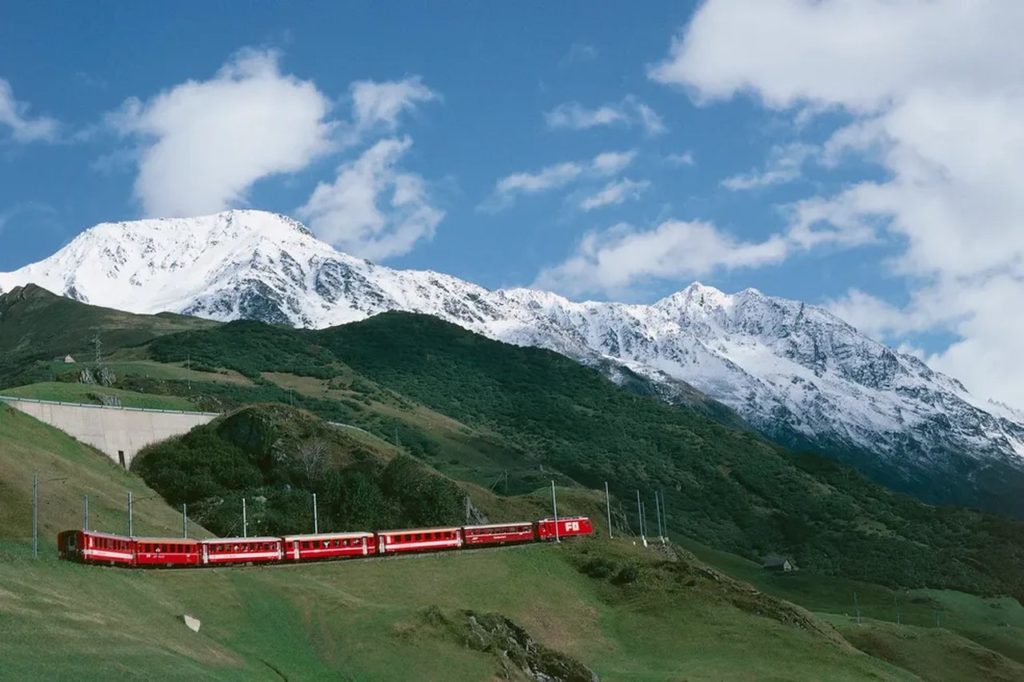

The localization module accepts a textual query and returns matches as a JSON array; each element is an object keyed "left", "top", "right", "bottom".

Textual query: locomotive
[{"left": 57, "top": 516, "right": 593, "bottom": 568}]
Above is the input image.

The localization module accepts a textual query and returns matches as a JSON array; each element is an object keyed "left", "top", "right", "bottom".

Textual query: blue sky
[{"left": 2, "top": 1, "right": 1023, "bottom": 407}]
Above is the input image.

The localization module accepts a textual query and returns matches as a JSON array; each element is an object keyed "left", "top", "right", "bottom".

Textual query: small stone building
[{"left": 762, "top": 554, "right": 797, "bottom": 572}]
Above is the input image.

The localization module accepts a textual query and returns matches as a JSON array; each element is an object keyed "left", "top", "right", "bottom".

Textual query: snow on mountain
[{"left": 4, "top": 209, "right": 1024, "bottom": 514}]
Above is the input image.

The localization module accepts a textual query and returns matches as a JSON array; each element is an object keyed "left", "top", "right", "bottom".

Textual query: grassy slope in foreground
[{"left": 0, "top": 405, "right": 915, "bottom": 680}]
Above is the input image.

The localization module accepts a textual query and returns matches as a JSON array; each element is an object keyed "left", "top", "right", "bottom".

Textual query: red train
[{"left": 57, "top": 516, "right": 593, "bottom": 569}]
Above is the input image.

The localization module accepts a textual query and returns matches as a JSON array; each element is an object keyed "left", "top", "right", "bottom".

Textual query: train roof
[
  {"left": 377, "top": 525, "right": 462, "bottom": 535},
  {"left": 78, "top": 529, "right": 132, "bottom": 540},
  {"left": 199, "top": 536, "right": 282, "bottom": 544},
  {"left": 281, "top": 531, "right": 374, "bottom": 541},
  {"left": 463, "top": 522, "right": 533, "bottom": 530},
  {"left": 134, "top": 537, "right": 199, "bottom": 545},
  {"left": 537, "top": 516, "right": 589, "bottom": 522}
]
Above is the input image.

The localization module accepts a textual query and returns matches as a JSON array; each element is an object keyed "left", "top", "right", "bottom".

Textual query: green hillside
[
  {"left": 5, "top": 291, "right": 1024, "bottom": 678},
  {"left": 132, "top": 404, "right": 467, "bottom": 537},
  {"left": 0, "top": 404, "right": 929, "bottom": 681},
  {"left": 0, "top": 284, "right": 213, "bottom": 387},
  {"left": 144, "top": 313, "right": 1024, "bottom": 602}
]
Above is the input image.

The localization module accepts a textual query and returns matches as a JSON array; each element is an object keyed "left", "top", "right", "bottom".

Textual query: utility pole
[
  {"left": 127, "top": 490, "right": 133, "bottom": 537},
  {"left": 551, "top": 480, "right": 560, "bottom": 543},
  {"left": 242, "top": 498, "right": 248, "bottom": 538},
  {"left": 182, "top": 503, "right": 188, "bottom": 539},
  {"left": 83, "top": 494, "right": 89, "bottom": 531},
  {"left": 654, "top": 492, "right": 664, "bottom": 542},
  {"left": 312, "top": 493, "right": 319, "bottom": 534},
  {"left": 894, "top": 591, "right": 900, "bottom": 625},
  {"left": 636, "top": 490, "right": 646, "bottom": 546},
  {"left": 186, "top": 353, "right": 191, "bottom": 391},
  {"left": 854, "top": 592, "right": 861, "bottom": 625},
  {"left": 605, "top": 481, "right": 613, "bottom": 539},
  {"left": 32, "top": 472, "right": 38, "bottom": 559},
  {"left": 660, "top": 489, "right": 668, "bottom": 541}
]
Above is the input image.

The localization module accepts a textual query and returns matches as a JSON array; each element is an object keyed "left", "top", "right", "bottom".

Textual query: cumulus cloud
[
  {"left": 297, "top": 137, "right": 443, "bottom": 261},
  {"left": 722, "top": 142, "right": 816, "bottom": 191},
  {"left": 0, "top": 78, "right": 58, "bottom": 142},
  {"left": 110, "top": 49, "right": 336, "bottom": 217},
  {"left": 534, "top": 220, "right": 787, "bottom": 298},
  {"left": 483, "top": 150, "right": 636, "bottom": 211},
  {"left": 545, "top": 96, "right": 666, "bottom": 135},
  {"left": 579, "top": 178, "right": 650, "bottom": 211},
  {"left": 649, "top": 0, "right": 1024, "bottom": 407}
]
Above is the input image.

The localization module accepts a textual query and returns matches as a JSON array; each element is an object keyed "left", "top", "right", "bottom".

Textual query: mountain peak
[{"left": 655, "top": 281, "right": 733, "bottom": 312}]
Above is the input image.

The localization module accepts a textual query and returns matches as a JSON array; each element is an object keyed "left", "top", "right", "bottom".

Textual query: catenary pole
[
  {"left": 242, "top": 498, "right": 248, "bottom": 538},
  {"left": 654, "top": 492, "right": 663, "bottom": 541},
  {"left": 128, "top": 490, "right": 133, "bottom": 537},
  {"left": 605, "top": 481, "right": 613, "bottom": 539},
  {"left": 84, "top": 494, "right": 89, "bottom": 532},
  {"left": 551, "top": 480, "right": 560, "bottom": 543},
  {"left": 660, "top": 489, "right": 668, "bottom": 540},
  {"left": 182, "top": 503, "right": 188, "bottom": 538},
  {"left": 312, "top": 493, "right": 319, "bottom": 534},
  {"left": 32, "top": 472, "right": 38, "bottom": 559},
  {"left": 636, "top": 490, "right": 645, "bottom": 545}
]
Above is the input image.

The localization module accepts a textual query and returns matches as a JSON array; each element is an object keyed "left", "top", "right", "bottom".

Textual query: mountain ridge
[{"left": 3, "top": 209, "right": 1024, "bottom": 515}]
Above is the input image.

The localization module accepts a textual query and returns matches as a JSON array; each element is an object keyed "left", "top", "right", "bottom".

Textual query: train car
[
  {"left": 283, "top": 532, "right": 376, "bottom": 562},
  {"left": 376, "top": 526, "right": 462, "bottom": 554},
  {"left": 535, "top": 516, "right": 593, "bottom": 541},
  {"left": 461, "top": 522, "right": 535, "bottom": 547},
  {"left": 58, "top": 530, "right": 135, "bottom": 566},
  {"left": 135, "top": 538, "right": 201, "bottom": 567},
  {"left": 199, "top": 537, "right": 283, "bottom": 565}
]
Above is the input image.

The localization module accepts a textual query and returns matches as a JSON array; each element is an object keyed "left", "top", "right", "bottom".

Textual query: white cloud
[
  {"left": 825, "top": 289, "right": 922, "bottom": 339},
  {"left": 545, "top": 96, "right": 666, "bottom": 135},
  {"left": 590, "top": 150, "right": 636, "bottom": 176},
  {"left": 650, "top": 0, "right": 1024, "bottom": 407},
  {"left": 579, "top": 178, "right": 650, "bottom": 211},
  {"left": 349, "top": 76, "right": 439, "bottom": 133},
  {"left": 665, "top": 150, "right": 695, "bottom": 166},
  {"left": 297, "top": 137, "right": 443, "bottom": 261},
  {"left": 495, "top": 162, "right": 584, "bottom": 196},
  {"left": 534, "top": 220, "right": 787, "bottom": 298},
  {"left": 0, "top": 78, "right": 58, "bottom": 142},
  {"left": 110, "top": 49, "right": 336, "bottom": 217},
  {"left": 560, "top": 43, "right": 598, "bottom": 67},
  {"left": 484, "top": 150, "right": 636, "bottom": 211},
  {"left": 722, "top": 142, "right": 816, "bottom": 191},
  {"left": 545, "top": 103, "right": 627, "bottom": 130}
]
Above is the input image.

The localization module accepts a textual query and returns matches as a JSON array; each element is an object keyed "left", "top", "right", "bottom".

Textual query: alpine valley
[{"left": 3, "top": 209, "right": 1023, "bottom": 516}]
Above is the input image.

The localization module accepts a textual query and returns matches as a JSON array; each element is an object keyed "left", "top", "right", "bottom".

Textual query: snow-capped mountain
[{"left": 4, "top": 209, "right": 1024, "bottom": 515}]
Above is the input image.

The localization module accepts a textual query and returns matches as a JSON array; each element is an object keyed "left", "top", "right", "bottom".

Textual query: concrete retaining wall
[{"left": 0, "top": 396, "right": 218, "bottom": 468}]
